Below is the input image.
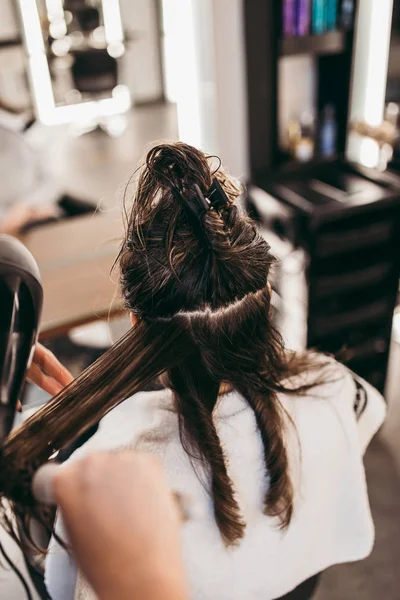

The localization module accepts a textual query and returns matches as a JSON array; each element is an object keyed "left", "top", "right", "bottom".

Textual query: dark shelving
[
  {"left": 244, "top": 0, "right": 356, "bottom": 173},
  {"left": 244, "top": 1, "right": 400, "bottom": 392},
  {"left": 280, "top": 30, "right": 349, "bottom": 57}
]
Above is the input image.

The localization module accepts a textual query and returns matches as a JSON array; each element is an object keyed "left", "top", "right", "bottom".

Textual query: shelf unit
[
  {"left": 246, "top": 158, "right": 400, "bottom": 392},
  {"left": 279, "top": 29, "right": 350, "bottom": 57},
  {"left": 244, "top": 0, "right": 357, "bottom": 177}
]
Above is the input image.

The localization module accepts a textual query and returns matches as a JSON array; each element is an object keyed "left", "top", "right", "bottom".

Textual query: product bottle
[
  {"left": 288, "top": 119, "right": 302, "bottom": 157},
  {"left": 340, "top": 0, "right": 354, "bottom": 29},
  {"left": 297, "top": 0, "right": 312, "bottom": 36},
  {"left": 326, "top": 0, "right": 338, "bottom": 30},
  {"left": 294, "top": 111, "right": 315, "bottom": 162},
  {"left": 312, "top": 0, "right": 326, "bottom": 35},
  {"left": 283, "top": 0, "right": 296, "bottom": 37},
  {"left": 320, "top": 105, "right": 337, "bottom": 158}
]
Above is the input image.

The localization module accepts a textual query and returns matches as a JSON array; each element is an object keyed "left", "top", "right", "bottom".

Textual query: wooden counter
[{"left": 21, "top": 211, "right": 126, "bottom": 340}]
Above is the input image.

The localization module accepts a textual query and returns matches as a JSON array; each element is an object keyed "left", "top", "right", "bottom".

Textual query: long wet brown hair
[{"left": 1, "top": 142, "right": 327, "bottom": 549}]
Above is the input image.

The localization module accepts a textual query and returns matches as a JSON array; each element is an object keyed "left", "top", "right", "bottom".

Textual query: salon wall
[
  {"left": 159, "top": 0, "right": 247, "bottom": 175},
  {"left": 210, "top": 0, "right": 250, "bottom": 178},
  {"left": 0, "top": 0, "right": 31, "bottom": 110},
  {"left": 119, "top": 0, "right": 164, "bottom": 104},
  {"left": 0, "top": 0, "right": 18, "bottom": 40},
  {"left": 278, "top": 55, "right": 316, "bottom": 151}
]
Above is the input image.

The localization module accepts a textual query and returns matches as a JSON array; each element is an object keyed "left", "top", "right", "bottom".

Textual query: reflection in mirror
[{"left": 16, "top": 0, "right": 131, "bottom": 127}]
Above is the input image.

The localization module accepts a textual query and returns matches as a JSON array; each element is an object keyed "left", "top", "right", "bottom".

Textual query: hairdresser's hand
[
  {"left": 27, "top": 343, "right": 73, "bottom": 396},
  {"left": 53, "top": 451, "right": 188, "bottom": 600}
]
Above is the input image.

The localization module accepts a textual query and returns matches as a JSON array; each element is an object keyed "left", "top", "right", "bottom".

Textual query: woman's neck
[
  {"left": 160, "top": 373, "right": 232, "bottom": 397},
  {"left": 219, "top": 382, "right": 232, "bottom": 396}
]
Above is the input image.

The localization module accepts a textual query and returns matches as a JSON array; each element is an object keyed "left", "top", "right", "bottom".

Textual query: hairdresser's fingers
[
  {"left": 33, "top": 344, "right": 73, "bottom": 388},
  {"left": 32, "top": 462, "right": 59, "bottom": 504},
  {"left": 27, "top": 362, "right": 65, "bottom": 396}
]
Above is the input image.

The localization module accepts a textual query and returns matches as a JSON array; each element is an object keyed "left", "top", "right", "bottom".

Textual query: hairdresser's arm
[
  {"left": 53, "top": 451, "right": 188, "bottom": 600},
  {"left": 27, "top": 343, "right": 73, "bottom": 396}
]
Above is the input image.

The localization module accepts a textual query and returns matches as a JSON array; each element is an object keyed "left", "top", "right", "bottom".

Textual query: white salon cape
[{"left": 45, "top": 360, "right": 386, "bottom": 600}]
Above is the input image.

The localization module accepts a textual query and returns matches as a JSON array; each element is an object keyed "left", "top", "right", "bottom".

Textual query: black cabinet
[{"left": 247, "top": 160, "right": 400, "bottom": 391}]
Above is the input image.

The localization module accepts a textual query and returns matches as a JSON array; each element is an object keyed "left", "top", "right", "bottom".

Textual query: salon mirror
[
  {"left": 16, "top": 0, "right": 131, "bottom": 126},
  {"left": 347, "top": 0, "right": 395, "bottom": 169}
]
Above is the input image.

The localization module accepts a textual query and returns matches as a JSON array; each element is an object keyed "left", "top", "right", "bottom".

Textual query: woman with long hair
[{"left": 1, "top": 143, "right": 385, "bottom": 600}]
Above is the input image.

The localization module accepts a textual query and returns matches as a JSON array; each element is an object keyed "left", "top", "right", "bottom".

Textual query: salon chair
[
  {"left": 73, "top": 6, "right": 101, "bottom": 34},
  {"left": 71, "top": 48, "right": 118, "bottom": 96}
]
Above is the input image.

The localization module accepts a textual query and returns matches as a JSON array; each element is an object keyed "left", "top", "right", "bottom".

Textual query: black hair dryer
[{"left": 0, "top": 235, "right": 42, "bottom": 443}]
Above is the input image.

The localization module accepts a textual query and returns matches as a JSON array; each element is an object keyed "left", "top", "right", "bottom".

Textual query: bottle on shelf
[
  {"left": 288, "top": 119, "right": 302, "bottom": 157},
  {"left": 320, "top": 104, "right": 338, "bottom": 158},
  {"left": 326, "top": 0, "right": 338, "bottom": 31},
  {"left": 340, "top": 0, "right": 354, "bottom": 29},
  {"left": 297, "top": 0, "right": 312, "bottom": 36},
  {"left": 283, "top": 0, "right": 297, "bottom": 37},
  {"left": 312, "top": 0, "right": 326, "bottom": 35},
  {"left": 290, "top": 110, "right": 315, "bottom": 162}
]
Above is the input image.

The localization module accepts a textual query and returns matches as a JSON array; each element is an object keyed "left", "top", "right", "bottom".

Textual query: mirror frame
[{"left": 16, "top": 0, "right": 131, "bottom": 125}]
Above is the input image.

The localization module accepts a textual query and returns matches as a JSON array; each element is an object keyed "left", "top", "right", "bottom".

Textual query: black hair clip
[
  {"left": 173, "top": 180, "right": 229, "bottom": 250},
  {"left": 208, "top": 178, "right": 229, "bottom": 211},
  {"left": 173, "top": 184, "right": 211, "bottom": 249}
]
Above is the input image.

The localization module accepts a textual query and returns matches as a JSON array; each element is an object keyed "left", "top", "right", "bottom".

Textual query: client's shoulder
[
  {"left": 279, "top": 353, "right": 386, "bottom": 450},
  {"left": 280, "top": 353, "right": 350, "bottom": 398},
  {"left": 68, "top": 388, "right": 175, "bottom": 459},
  {"left": 278, "top": 354, "right": 363, "bottom": 421},
  {"left": 102, "top": 387, "right": 175, "bottom": 429},
  {"left": 283, "top": 353, "right": 384, "bottom": 408}
]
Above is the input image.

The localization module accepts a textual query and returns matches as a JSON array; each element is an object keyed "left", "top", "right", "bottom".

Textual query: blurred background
[{"left": 0, "top": 1, "right": 400, "bottom": 598}]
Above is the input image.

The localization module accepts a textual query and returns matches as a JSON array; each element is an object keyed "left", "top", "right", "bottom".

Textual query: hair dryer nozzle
[{"left": 0, "top": 235, "right": 43, "bottom": 442}]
